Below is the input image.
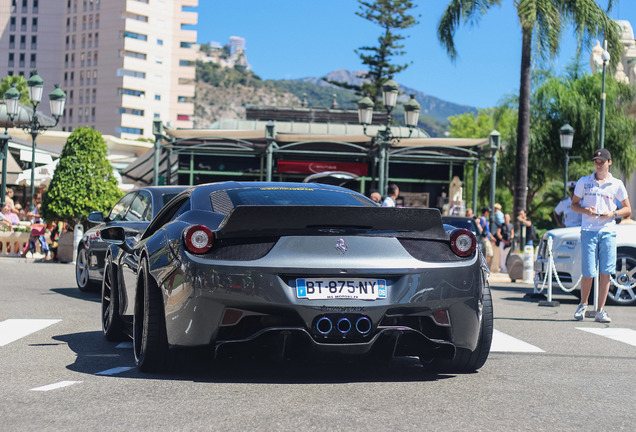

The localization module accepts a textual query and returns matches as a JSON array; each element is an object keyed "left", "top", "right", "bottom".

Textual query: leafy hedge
[{"left": 41, "top": 127, "right": 123, "bottom": 226}]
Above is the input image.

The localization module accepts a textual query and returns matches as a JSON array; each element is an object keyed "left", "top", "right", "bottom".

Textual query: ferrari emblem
[{"left": 335, "top": 238, "right": 348, "bottom": 255}]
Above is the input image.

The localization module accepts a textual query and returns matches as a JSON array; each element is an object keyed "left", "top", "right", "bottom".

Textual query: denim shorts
[{"left": 580, "top": 230, "right": 617, "bottom": 278}]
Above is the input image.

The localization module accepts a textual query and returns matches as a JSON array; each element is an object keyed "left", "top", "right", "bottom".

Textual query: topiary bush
[{"left": 41, "top": 127, "right": 124, "bottom": 226}]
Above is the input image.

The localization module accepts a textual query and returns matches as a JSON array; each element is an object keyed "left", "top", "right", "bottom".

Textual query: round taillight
[
  {"left": 450, "top": 228, "right": 476, "bottom": 257},
  {"left": 183, "top": 225, "right": 214, "bottom": 254}
]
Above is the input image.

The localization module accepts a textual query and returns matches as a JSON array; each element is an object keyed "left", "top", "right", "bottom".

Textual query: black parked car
[
  {"left": 75, "top": 186, "right": 189, "bottom": 291},
  {"left": 100, "top": 182, "right": 491, "bottom": 373},
  {"left": 442, "top": 215, "right": 480, "bottom": 237}
]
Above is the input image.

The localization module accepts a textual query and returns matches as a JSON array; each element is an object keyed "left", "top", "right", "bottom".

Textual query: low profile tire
[
  {"left": 606, "top": 249, "right": 636, "bottom": 306},
  {"left": 76, "top": 246, "right": 97, "bottom": 292},
  {"left": 429, "top": 283, "right": 494, "bottom": 373},
  {"left": 101, "top": 256, "right": 126, "bottom": 341},
  {"left": 133, "top": 256, "right": 174, "bottom": 373}
]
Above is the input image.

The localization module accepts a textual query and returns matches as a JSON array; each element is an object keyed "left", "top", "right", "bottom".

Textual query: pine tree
[{"left": 325, "top": 0, "right": 419, "bottom": 105}]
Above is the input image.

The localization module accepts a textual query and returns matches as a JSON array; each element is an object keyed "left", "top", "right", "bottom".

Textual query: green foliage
[
  {"left": 0, "top": 75, "right": 30, "bottom": 105},
  {"left": 437, "top": 0, "right": 622, "bottom": 217},
  {"left": 274, "top": 80, "right": 360, "bottom": 109},
  {"left": 455, "top": 70, "right": 636, "bottom": 233},
  {"left": 41, "top": 127, "right": 123, "bottom": 226},
  {"left": 196, "top": 60, "right": 263, "bottom": 87},
  {"left": 327, "top": 0, "right": 419, "bottom": 104}
]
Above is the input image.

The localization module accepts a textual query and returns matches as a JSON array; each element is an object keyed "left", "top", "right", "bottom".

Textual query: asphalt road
[{"left": 1, "top": 259, "right": 635, "bottom": 431}]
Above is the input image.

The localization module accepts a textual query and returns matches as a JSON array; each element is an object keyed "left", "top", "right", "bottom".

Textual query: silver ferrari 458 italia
[{"left": 100, "top": 182, "right": 492, "bottom": 373}]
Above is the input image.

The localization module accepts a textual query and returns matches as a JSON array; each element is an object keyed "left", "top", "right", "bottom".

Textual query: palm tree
[{"left": 437, "top": 0, "right": 621, "bottom": 218}]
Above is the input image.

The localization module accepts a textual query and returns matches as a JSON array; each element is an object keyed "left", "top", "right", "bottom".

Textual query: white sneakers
[
  {"left": 574, "top": 303, "right": 611, "bottom": 323},
  {"left": 594, "top": 309, "right": 611, "bottom": 323},
  {"left": 574, "top": 303, "right": 587, "bottom": 321}
]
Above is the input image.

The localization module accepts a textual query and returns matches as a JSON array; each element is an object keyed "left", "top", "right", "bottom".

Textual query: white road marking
[
  {"left": 95, "top": 366, "right": 134, "bottom": 376},
  {"left": 490, "top": 329, "right": 545, "bottom": 353},
  {"left": 30, "top": 381, "right": 82, "bottom": 392},
  {"left": 0, "top": 319, "right": 61, "bottom": 347},
  {"left": 577, "top": 327, "right": 636, "bottom": 347},
  {"left": 116, "top": 342, "right": 133, "bottom": 349}
]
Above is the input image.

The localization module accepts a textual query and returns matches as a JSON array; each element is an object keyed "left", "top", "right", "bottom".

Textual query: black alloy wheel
[
  {"left": 133, "top": 256, "right": 174, "bottom": 372},
  {"left": 101, "top": 256, "right": 126, "bottom": 341}
]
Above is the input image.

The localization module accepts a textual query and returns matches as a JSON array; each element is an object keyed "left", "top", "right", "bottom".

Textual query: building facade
[{"left": 0, "top": 0, "right": 197, "bottom": 139}]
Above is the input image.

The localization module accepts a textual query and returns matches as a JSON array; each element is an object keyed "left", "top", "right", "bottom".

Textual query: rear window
[
  {"left": 443, "top": 218, "right": 476, "bottom": 232},
  {"left": 210, "top": 187, "right": 373, "bottom": 215}
]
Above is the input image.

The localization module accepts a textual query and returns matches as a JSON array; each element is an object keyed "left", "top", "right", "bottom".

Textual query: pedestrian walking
[{"left": 571, "top": 148, "right": 631, "bottom": 323}]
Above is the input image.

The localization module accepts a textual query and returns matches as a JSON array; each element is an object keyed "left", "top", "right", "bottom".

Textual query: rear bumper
[{"left": 160, "top": 255, "right": 487, "bottom": 360}]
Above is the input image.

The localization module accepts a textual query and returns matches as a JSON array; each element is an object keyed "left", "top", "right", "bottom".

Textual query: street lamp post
[
  {"left": 22, "top": 71, "right": 66, "bottom": 211},
  {"left": 1, "top": 84, "right": 21, "bottom": 208},
  {"left": 356, "top": 80, "right": 420, "bottom": 197},
  {"left": 489, "top": 130, "right": 501, "bottom": 227},
  {"left": 559, "top": 123, "right": 575, "bottom": 199},
  {"left": 599, "top": 40, "right": 610, "bottom": 150}
]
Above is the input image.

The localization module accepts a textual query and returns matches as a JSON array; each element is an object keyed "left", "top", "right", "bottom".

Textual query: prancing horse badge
[{"left": 335, "top": 238, "right": 348, "bottom": 255}]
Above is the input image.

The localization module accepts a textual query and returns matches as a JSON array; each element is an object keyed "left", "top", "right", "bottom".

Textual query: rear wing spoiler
[{"left": 214, "top": 206, "right": 448, "bottom": 240}]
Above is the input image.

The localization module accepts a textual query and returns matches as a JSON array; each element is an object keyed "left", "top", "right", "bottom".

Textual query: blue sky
[{"left": 195, "top": 1, "right": 636, "bottom": 109}]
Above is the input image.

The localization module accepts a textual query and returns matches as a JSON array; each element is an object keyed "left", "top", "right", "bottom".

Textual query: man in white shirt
[
  {"left": 554, "top": 181, "right": 582, "bottom": 227},
  {"left": 382, "top": 184, "right": 399, "bottom": 207},
  {"left": 571, "top": 148, "right": 631, "bottom": 323}
]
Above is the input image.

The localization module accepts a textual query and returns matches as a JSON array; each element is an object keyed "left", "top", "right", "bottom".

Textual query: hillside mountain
[{"left": 193, "top": 63, "right": 477, "bottom": 137}]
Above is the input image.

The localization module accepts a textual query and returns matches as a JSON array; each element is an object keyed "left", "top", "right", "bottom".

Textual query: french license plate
[{"left": 296, "top": 278, "right": 387, "bottom": 300}]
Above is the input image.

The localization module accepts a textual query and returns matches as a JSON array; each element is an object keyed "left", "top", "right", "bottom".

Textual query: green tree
[
  {"left": 437, "top": 0, "right": 621, "bottom": 220},
  {"left": 468, "top": 69, "right": 636, "bottom": 233},
  {"left": 0, "top": 75, "right": 30, "bottom": 105},
  {"left": 448, "top": 106, "right": 517, "bottom": 211},
  {"left": 41, "top": 127, "right": 123, "bottom": 226},
  {"left": 325, "top": 0, "right": 419, "bottom": 105}
]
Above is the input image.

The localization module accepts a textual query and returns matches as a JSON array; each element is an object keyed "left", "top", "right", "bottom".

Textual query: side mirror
[
  {"left": 88, "top": 211, "right": 105, "bottom": 224},
  {"left": 100, "top": 226, "right": 133, "bottom": 253}
]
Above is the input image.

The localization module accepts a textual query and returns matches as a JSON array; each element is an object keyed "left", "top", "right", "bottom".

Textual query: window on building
[
  {"left": 33, "top": 0, "right": 38, "bottom": 13},
  {"left": 120, "top": 88, "right": 145, "bottom": 97},
  {"left": 117, "top": 69, "right": 146, "bottom": 79},
  {"left": 30, "top": 53, "right": 36, "bottom": 68},
  {"left": 8, "top": 53, "right": 15, "bottom": 68},
  {"left": 179, "top": 60, "right": 193, "bottom": 67},
  {"left": 123, "top": 50, "right": 146, "bottom": 60},
  {"left": 19, "top": 53, "right": 25, "bottom": 68},
  {"left": 116, "top": 127, "right": 144, "bottom": 135},
  {"left": 119, "top": 108, "right": 144, "bottom": 116},
  {"left": 180, "top": 42, "right": 193, "bottom": 48},
  {"left": 32, "top": 17, "right": 38, "bottom": 31},
  {"left": 157, "top": 39, "right": 164, "bottom": 46},
  {"left": 10, "top": 17, "right": 16, "bottom": 31},
  {"left": 21, "top": 17, "right": 27, "bottom": 31},
  {"left": 154, "top": 94, "right": 161, "bottom": 101},
  {"left": 9, "top": 35, "right": 15, "bottom": 49},
  {"left": 21, "top": 0, "right": 27, "bottom": 13},
  {"left": 124, "top": 31, "right": 147, "bottom": 41},
  {"left": 20, "top": 35, "right": 26, "bottom": 50},
  {"left": 31, "top": 35, "right": 37, "bottom": 49},
  {"left": 177, "top": 96, "right": 188, "bottom": 103}
]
